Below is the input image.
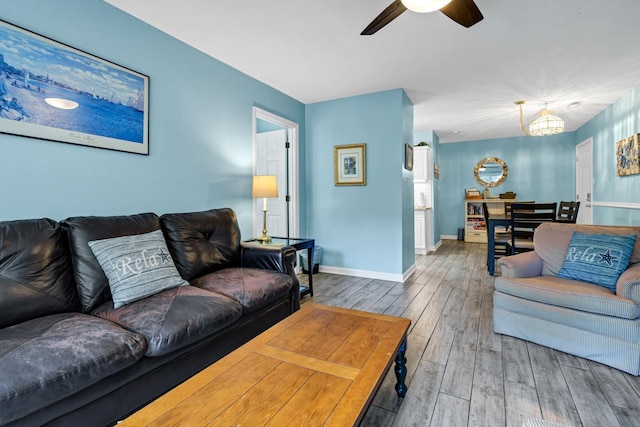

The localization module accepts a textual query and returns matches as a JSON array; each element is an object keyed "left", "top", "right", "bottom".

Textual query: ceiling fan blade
[
  {"left": 439, "top": 0, "right": 483, "bottom": 28},
  {"left": 361, "top": 0, "right": 407, "bottom": 35}
]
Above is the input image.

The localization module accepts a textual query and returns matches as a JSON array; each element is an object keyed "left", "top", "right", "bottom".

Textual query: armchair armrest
[
  {"left": 616, "top": 262, "right": 640, "bottom": 303},
  {"left": 497, "top": 251, "right": 543, "bottom": 278},
  {"left": 240, "top": 243, "right": 300, "bottom": 311}
]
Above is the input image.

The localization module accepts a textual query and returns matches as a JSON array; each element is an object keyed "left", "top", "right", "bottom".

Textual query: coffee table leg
[{"left": 394, "top": 338, "right": 408, "bottom": 398}]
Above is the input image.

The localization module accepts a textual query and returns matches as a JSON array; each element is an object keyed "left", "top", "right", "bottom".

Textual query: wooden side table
[{"left": 244, "top": 237, "right": 315, "bottom": 297}]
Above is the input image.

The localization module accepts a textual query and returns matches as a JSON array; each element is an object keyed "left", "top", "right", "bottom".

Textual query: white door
[
  {"left": 253, "top": 107, "right": 300, "bottom": 239},
  {"left": 255, "top": 129, "right": 288, "bottom": 238},
  {"left": 576, "top": 138, "right": 593, "bottom": 224}
]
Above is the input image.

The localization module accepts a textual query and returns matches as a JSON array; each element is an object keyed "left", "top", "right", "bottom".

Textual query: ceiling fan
[{"left": 361, "top": 0, "right": 483, "bottom": 35}]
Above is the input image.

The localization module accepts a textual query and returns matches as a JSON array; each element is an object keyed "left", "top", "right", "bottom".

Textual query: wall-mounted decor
[
  {"left": 334, "top": 143, "right": 366, "bottom": 186},
  {"left": 616, "top": 134, "right": 640, "bottom": 176},
  {"left": 404, "top": 143, "right": 413, "bottom": 171},
  {"left": 434, "top": 162, "right": 440, "bottom": 179},
  {"left": 0, "top": 20, "right": 149, "bottom": 155}
]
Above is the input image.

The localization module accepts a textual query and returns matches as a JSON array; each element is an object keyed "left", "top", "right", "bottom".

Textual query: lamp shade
[
  {"left": 401, "top": 0, "right": 452, "bottom": 13},
  {"left": 252, "top": 175, "right": 278, "bottom": 198},
  {"left": 529, "top": 109, "right": 565, "bottom": 136}
]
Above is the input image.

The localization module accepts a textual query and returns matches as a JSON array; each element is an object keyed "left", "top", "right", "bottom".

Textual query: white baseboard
[
  {"left": 318, "top": 264, "right": 411, "bottom": 282},
  {"left": 432, "top": 240, "right": 443, "bottom": 251},
  {"left": 403, "top": 264, "right": 417, "bottom": 282},
  {"left": 441, "top": 235, "right": 458, "bottom": 240}
]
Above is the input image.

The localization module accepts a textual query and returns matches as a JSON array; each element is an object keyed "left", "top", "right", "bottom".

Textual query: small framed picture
[
  {"left": 334, "top": 143, "right": 366, "bottom": 186},
  {"left": 405, "top": 144, "right": 413, "bottom": 171}
]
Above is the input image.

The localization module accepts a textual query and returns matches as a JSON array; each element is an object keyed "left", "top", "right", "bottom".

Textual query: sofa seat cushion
[
  {"left": 495, "top": 275, "right": 640, "bottom": 320},
  {"left": 92, "top": 285, "right": 242, "bottom": 357},
  {"left": 191, "top": 267, "right": 292, "bottom": 314},
  {"left": 494, "top": 291, "right": 640, "bottom": 343},
  {"left": 0, "top": 313, "right": 146, "bottom": 425}
]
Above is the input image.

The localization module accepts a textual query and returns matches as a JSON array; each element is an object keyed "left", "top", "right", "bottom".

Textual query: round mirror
[{"left": 474, "top": 157, "right": 508, "bottom": 187}]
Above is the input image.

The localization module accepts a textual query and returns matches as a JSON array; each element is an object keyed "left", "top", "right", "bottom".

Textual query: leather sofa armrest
[
  {"left": 497, "top": 251, "right": 543, "bottom": 278},
  {"left": 240, "top": 243, "right": 300, "bottom": 312},
  {"left": 616, "top": 262, "right": 640, "bottom": 303}
]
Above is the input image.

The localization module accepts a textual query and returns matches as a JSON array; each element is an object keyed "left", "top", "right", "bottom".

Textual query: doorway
[
  {"left": 252, "top": 107, "right": 300, "bottom": 239},
  {"left": 576, "top": 137, "right": 593, "bottom": 224}
]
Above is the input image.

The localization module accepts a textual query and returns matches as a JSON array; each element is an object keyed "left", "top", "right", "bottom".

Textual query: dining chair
[
  {"left": 510, "top": 202, "right": 557, "bottom": 254},
  {"left": 557, "top": 201, "right": 580, "bottom": 223},
  {"left": 504, "top": 200, "right": 534, "bottom": 216},
  {"left": 483, "top": 202, "right": 511, "bottom": 268}
]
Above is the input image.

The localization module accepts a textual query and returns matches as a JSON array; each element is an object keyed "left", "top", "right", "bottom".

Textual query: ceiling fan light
[
  {"left": 401, "top": 0, "right": 453, "bottom": 13},
  {"left": 528, "top": 109, "right": 565, "bottom": 136}
]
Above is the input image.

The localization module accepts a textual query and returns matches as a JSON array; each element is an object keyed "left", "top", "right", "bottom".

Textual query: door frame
[
  {"left": 252, "top": 106, "right": 300, "bottom": 238},
  {"left": 575, "top": 137, "right": 593, "bottom": 224}
]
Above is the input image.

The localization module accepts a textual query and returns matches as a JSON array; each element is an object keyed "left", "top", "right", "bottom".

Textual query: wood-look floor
[{"left": 298, "top": 240, "right": 640, "bottom": 427}]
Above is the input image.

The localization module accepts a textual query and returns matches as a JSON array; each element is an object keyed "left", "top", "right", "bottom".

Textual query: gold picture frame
[
  {"left": 616, "top": 134, "right": 640, "bottom": 176},
  {"left": 334, "top": 143, "right": 366, "bottom": 186}
]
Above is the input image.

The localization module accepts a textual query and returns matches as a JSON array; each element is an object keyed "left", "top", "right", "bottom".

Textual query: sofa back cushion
[
  {"left": 535, "top": 223, "right": 640, "bottom": 276},
  {"left": 160, "top": 208, "right": 241, "bottom": 281},
  {"left": 0, "top": 218, "right": 79, "bottom": 328},
  {"left": 62, "top": 213, "right": 161, "bottom": 312}
]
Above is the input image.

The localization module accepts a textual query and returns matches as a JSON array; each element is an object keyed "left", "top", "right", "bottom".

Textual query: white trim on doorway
[
  {"left": 576, "top": 137, "right": 593, "bottom": 224},
  {"left": 252, "top": 107, "right": 300, "bottom": 238},
  {"left": 591, "top": 201, "right": 640, "bottom": 210}
]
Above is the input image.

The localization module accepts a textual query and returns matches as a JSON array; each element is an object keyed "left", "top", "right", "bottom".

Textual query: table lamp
[{"left": 252, "top": 175, "right": 278, "bottom": 243}]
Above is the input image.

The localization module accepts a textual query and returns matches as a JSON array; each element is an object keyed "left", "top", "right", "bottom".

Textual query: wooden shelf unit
[{"left": 464, "top": 199, "right": 512, "bottom": 243}]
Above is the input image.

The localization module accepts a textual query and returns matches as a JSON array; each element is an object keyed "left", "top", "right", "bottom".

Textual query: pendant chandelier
[{"left": 515, "top": 100, "right": 565, "bottom": 136}]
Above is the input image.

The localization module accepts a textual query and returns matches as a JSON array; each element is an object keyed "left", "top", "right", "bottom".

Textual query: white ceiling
[{"left": 105, "top": 0, "right": 640, "bottom": 143}]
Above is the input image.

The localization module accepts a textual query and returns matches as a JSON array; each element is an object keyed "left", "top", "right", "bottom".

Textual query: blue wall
[
  {"left": 0, "top": 0, "right": 305, "bottom": 240},
  {"left": 431, "top": 132, "right": 442, "bottom": 243},
  {"left": 437, "top": 133, "right": 576, "bottom": 236},
  {"left": 256, "top": 119, "right": 286, "bottom": 133},
  {"left": 305, "top": 89, "right": 413, "bottom": 276},
  {"left": 575, "top": 82, "right": 640, "bottom": 225}
]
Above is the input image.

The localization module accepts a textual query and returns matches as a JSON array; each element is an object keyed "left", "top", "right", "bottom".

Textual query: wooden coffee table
[{"left": 120, "top": 303, "right": 410, "bottom": 426}]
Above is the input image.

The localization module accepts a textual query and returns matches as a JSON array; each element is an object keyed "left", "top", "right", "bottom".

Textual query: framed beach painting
[
  {"left": 334, "top": 143, "right": 366, "bottom": 186},
  {"left": 616, "top": 134, "right": 640, "bottom": 176},
  {"left": 0, "top": 19, "right": 149, "bottom": 155}
]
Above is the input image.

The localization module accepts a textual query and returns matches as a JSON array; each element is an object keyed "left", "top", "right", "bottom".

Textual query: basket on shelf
[{"left": 499, "top": 192, "right": 516, "bottom": 199}]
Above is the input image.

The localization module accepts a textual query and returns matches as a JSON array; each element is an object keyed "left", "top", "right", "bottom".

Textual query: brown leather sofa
[{"left": 0, "top": 208, "right": 299, "bottom": 426}]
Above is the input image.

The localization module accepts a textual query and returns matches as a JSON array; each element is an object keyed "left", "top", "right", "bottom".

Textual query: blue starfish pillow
[{"left": 557, "top": 232, "right": 637, "bottom": 292}]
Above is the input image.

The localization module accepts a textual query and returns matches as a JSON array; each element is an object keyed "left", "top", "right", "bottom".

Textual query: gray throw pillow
[{"left": 88, "top": 229, "right": 188, "bottom": 308}]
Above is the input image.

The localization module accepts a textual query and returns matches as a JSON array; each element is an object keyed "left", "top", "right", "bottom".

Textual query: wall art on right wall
[{"left": 616, "top": 133, "right": 640, "bottom": 176}]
